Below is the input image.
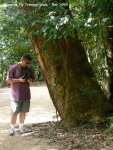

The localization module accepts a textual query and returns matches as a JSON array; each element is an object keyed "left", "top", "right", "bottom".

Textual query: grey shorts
[{"left": 11, "top": 100, "right": 30, "bottom": 114}]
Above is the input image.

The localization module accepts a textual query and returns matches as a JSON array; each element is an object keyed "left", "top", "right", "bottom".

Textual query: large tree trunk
[
  {"left": 31, "top": 32, "right": 112, "bottom": 127},
  {"left": 20, "top": 1, "right": 112, "bottom": 127},
  {"left": 106, "top": 24, "right": 113, "bottom": 102}
]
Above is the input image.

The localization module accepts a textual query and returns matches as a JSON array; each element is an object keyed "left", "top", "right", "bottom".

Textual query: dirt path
[{"left": 0, "top": 86, "right": 60, "bottom": 150}]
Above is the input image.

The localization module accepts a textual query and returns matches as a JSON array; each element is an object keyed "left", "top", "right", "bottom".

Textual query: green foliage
[
  {"left": 4, "top": 1, "right": 74, "bottom": 41},
  {"left": 106, "top": 116, "right": 113, "bottom": 133},
  {"left": 69, "top": 0, "right": 113, "bottom": 86},
  {"left": 0, "top": 5, "right": 44, "bottom": 86}
]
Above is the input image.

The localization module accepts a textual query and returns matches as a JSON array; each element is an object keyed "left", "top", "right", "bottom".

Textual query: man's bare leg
[
  {"left": 19, "top": 112, "right": 26, "bottom": 134},
  {"left": 10, "top": 113, "right": 17, "bottom": 124},
  {"left": 9, "top": 113, "right": 17, "bottom": 136}
]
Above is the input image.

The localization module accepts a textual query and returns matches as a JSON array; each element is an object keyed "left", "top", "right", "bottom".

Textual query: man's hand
[{"left": 19, "top": 77, "right": 26, "bottom": 83}]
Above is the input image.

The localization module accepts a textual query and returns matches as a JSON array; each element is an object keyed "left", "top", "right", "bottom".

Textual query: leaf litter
[{"left": 24, "top": 121, "right": 113, "bottom": 150}]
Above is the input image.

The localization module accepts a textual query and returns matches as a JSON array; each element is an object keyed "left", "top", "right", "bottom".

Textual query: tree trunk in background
[
  {"left": 31, "top": 31, "right": 112, "bottom": 127},
  {"left": 106, "top": 23, "right": 113, "bottom": 102},
  {"left": 104, "top": 2, "right": 113, "bottom": 103}
]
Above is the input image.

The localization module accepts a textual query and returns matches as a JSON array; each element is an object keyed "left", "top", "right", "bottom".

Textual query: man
[{"left": 6, "top": 54, "right": 35, "bottom": 136}]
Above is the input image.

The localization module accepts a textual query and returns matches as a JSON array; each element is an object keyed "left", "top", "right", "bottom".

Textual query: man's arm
[
  {"left": 6, "top": 77, "right": 26, "bottom": 84},
  {"left": 6, "top": 65, "right": 26, "bottom": 84}
]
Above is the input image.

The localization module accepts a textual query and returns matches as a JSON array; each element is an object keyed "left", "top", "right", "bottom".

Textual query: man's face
[{"left": 21, "top": 59, "right": 31, "bottom": 67}]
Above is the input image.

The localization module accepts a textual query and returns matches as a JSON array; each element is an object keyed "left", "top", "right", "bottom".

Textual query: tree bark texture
[
  {"left": 106, "top": 24, "right": 113, "bottom": 102},
  {"left": 104, "top": 2, "right": 113, "bottom": 103}
]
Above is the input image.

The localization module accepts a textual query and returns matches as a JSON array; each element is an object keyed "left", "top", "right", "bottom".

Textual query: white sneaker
[
  {"left": 9, "top": 129, "right": 15, "bottom": 136},
  {"left": 19, "top": 127, "right": 25, "bottom": 134}
]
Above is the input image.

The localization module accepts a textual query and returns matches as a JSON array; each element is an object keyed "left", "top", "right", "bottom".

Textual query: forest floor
[{"left": 0, "top": 85, "right": 113, "bottom": 150}]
